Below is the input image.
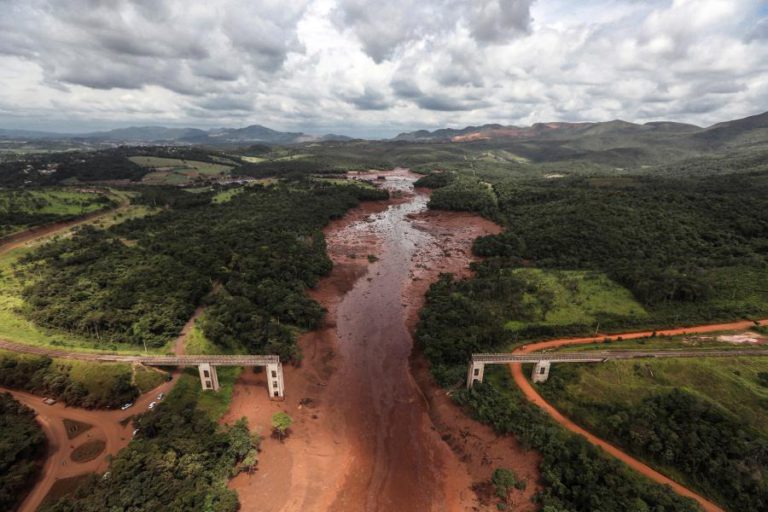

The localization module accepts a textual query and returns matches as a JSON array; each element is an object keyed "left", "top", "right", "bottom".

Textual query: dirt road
[
  {"left": 508, "top": 319, "right": 768, "bottom": 512},
  {"left": 0, "top": 193, "right": 128, "bottom": 257},
  {"left": 8, "top": 376, "right": 176, "bottom": 512}
]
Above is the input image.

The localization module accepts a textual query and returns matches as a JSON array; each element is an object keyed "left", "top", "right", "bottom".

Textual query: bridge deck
[
  {"left": 472, "top": 349, "right": 768, "bottom": 364},
  {"left": 0, "top": 339, "right": 278, "bottom": 366},
  {"left": 140, "top": 355, "right": 279, "bottom": 366}
]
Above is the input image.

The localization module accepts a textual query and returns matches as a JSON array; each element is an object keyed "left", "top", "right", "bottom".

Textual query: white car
[
  {"left": 156, "top": 392, "right": 165, "bottom": 401},
  {"left": 148, "top": 401, "right": 157, "bottom": 410},
  {"left": 120, "top": 402, "right": 133, "bottom": 411}
]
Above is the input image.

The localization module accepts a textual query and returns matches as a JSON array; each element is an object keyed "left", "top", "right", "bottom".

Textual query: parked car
[
  {"left": 132, "top": 429, "right": 140, "bottom": 437},
  {"left": 120, "top": 402, "right": 133, "bottom": 411},
  {"left": 156, "top": 392, "right": 165, "bottom": 401},
  {"left": 42, "top": 398, "right": 57, "bottom": 406},
  {"left": 148, "top": 401, "right": 157, "bottom": 410}
]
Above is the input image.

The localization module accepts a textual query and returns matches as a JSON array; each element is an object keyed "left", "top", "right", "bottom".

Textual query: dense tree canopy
[
  {"left": 20, "top": 182, "right": 388, "bottom": 358},
  {"left": 0, "top": 392, "right": 46, "bottom": 512},
  {"left": 44, "top": 380, "right": 257, "bottom": 512},
  {"left": 0, "top": 354, "right": 138, "bottom": 408}
]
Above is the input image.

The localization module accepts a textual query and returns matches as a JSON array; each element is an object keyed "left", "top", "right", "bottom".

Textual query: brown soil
[
  {"left": 224, "top": 169, "right": 541, "bottom": 512},
  {"left": 8, "top": 376, "right": 177, "bottom": 512},
  {"left": 508, "top": 320, "right": 768, "bottom": 512},
  {"left": 63, "top": 419, "right": 93, "bottom": 440}
]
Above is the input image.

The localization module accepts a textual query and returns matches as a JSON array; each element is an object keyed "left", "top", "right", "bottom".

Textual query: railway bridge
[
  {"left": 140, "top": 355, "right": 284, "bottom": 399},
  {"left": 0, "top": 340, "right": 285, "bottom": 399},
  {"left": 467, "top": 349, "right": 768, "bottom": 388}
]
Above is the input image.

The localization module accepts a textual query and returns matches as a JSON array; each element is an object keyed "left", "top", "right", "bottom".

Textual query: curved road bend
[
  {"left": 7, "top": 377, "right": 177, "bottom": 512},
  {"left": 510, "top": 319, "right": 768, "bottom": 512}
]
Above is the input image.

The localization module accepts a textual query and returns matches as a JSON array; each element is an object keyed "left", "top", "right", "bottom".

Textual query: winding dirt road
[
  {"left": 8, "top": 377, "right": 176, "bottom": 512},
  {"left": 0, "top": 191, "right": 129, "bottom": 257},
  {"left": 510, "top": 319, "right": 768, "bottom": 512}
]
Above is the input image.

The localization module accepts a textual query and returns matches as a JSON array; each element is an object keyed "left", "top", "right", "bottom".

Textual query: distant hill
[
  {"left": 0, "top": 124, "right": 353, "bottom": 146},
  {"left": 393, "top": 119, "right": 705, "bottom": 143},
  {"left": 83, "top": 126, "right": 210, "bottom": 142}
]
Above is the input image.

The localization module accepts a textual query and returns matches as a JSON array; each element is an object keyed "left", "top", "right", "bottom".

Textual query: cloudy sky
[{"left": 1, "top": 0, "right": 767, "bottom": 137}]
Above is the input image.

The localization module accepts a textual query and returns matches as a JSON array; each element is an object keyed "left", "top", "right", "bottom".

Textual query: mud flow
[{"left": 227, "top": 169, "right": 527, "bottom": 512}]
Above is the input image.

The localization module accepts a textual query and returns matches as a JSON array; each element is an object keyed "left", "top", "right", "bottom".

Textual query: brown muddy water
[{"left": 225, "top": 169, "right": 540, "bottom": 512}]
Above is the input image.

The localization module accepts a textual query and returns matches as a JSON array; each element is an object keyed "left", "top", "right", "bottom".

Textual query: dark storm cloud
[
  {"left": 415, "top": 95, "right": 488, "bottom": 112},
  {"left": 391, "top": 79, "right": 423, "bottom": 99},
  {"left": 0, "top": 0, "right": 307, "bottom": 93},
  {"left": 195, "top": 96, "right": 254, "bottom": 111},
  {"left": 332, "top": 0, "right": 534, "bottom": 63},
  {"left": 343, "top": 88, "right": 392, "bottom": 110},
  {"left": 1, "top": 0, "right": 767, "bottom": 135}
]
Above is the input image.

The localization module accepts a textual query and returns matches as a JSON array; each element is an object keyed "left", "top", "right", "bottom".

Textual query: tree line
[
  {"left": 43, "top": 378, "right": 259, "bottom": 512},
  {"left": 20, "top": 182, "right": 388, "bottom": 359},
  {"left": 0, "top": 392, "right": 46, "bottom": 512}
]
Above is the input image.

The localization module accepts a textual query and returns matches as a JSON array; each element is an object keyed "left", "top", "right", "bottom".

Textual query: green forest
[
  {"left": 19, "top": 181, "right": 388, "bottom": 358},
  {"left": 420, "top": 171, "right": 768, "bottom": 340},
  {"left": 454, "top": 375, "right": 699, "bottom": 512},
  {"left": 0, "top": 392, "right": 46, "bottom": 512},
  {"left": 540, "top": 361, "right": 768, "bottom": 511},
  {"left": 416, "top": 168, "right": 768, "bottom": 512}
]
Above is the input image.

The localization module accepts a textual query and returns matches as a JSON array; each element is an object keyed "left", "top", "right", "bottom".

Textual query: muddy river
[{"left": 225, "top": 169, "right": 539, "bottom": 512}]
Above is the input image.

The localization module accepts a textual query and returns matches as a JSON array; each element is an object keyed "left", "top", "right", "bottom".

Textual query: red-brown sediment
[{"left": 224, "top": 169, "right": 541, "bottom": 511}]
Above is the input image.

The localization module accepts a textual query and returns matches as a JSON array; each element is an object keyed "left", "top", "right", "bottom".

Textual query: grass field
[
  {"left": 0, "top": 189, "right": 106, "bottom": 216},
  {"left": 560, "top": 328, "right": 768, "bottom": 352},
  {"left": 542, "top": 357, "right": 768, "bottom": 438},
  {"left": 211, "top": 187, "right": 245, "bottom": 204},
  {"left": 503, "top": 269, "right": 648, "bottom": 332},
  {"left": 185, "top": 319, "right": 220, "bottom": 355},
  {"left": 0, "top": 189, "right": 110, "bottom": 237},
  {"left": 129, "top": 156, "right": 233, "bottom": 185},
  {"left": 133, "top": 365, "right": 169, "bottom": 393},
  {"left": 168, "top": 369, "right": 241, "bottom": 421}
]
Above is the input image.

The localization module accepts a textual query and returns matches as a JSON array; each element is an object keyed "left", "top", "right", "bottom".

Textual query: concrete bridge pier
[
  {"left": 266, "top": 362, "right": 285, "bottom": 400},
  {"left": 466, "top": 360, "right": 486, "bottom": 389},
  {"left": 532, "top": 361, "right": 551, "bottom": 383},
  {"left": 199, "top": 363, "right": 220, "bottom": 391}
]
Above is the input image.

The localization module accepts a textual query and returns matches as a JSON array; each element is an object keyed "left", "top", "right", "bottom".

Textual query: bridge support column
[
  {"left": 532, "top": 361, "right": 551, "bottom": 383},
  {"left": 198, "top": 363, "right": 220, "bottom": 391},
  {"left": 466, "top": 361, "right": 485, "bottom": 389},
  {"left": 266, "top": 362, "right": 285, "bottom": 400}
]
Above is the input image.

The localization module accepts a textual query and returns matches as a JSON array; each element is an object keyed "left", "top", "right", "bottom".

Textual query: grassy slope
[
  {"left": 184, "top": 318, "right": 242, "bottom": 420},
  {"left": 503, "top": 269, "right": 647, "bottom": 332},
  {"left": 0, "top": 202, "right": 161, "bottom": 354},
  {"left": 542, "top": 357, "right": 768, "bottom": 438}
]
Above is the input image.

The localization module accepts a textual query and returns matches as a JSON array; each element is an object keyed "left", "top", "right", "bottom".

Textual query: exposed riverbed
[{"left": 224, "top": 169, "right": 539, "bottom": 511}]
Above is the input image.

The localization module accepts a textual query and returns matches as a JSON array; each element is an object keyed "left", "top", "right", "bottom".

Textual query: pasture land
[{"left": 503, "top": 269, "right": 648, "bottom": 333}]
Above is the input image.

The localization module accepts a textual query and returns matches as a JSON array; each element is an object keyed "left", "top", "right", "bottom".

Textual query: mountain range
[
  {"left": 0, "top": 111, "right": 766, "bottom": 150},
  {"left": 0, "top": 125, "right": 354, "bottom": 145}
]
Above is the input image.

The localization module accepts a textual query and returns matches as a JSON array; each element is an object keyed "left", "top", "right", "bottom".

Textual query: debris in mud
[{"left": 299, "top": 397, "right": 316, "bottom": 408}]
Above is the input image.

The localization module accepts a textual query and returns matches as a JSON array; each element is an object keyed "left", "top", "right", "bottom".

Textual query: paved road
[{"left": 508, "top": 318, "right": 768, "bottom": 512}]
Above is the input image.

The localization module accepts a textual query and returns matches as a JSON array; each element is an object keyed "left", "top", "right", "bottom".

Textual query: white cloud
[{"left": 0, "top": 0, "right": 766, "bottom": 136}]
